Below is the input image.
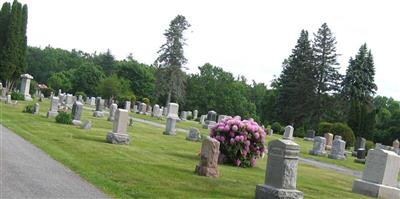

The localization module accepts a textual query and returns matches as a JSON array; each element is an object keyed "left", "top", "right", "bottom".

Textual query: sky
[{"left": 16, "top": 0, "right": 400, "bottom": 100}]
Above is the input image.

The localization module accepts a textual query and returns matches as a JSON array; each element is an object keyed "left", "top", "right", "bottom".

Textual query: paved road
[
  {"left": 299, "top": 157, "right": 362, "bottom": 178},
  {"left": 131, "top": 117, "right": 189, "bottom": 133},
  {"left": 0, "top": 124, "right": 109, "bottom": 198}
]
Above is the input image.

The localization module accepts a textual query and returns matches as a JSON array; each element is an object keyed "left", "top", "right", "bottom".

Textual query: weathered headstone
[
  {"left": 58, "top": 93, "right": 65, "bottom": 106},
  {"left": 180, "top": 111, "right": 187, "bottom": 121},
  {"left": 393, "top": 139, "right": 399, "bottom": 155},
  {"left": 164, "top": 103, "right": 179, "bottom": 135},
  {"left": 324, "top": 133, "right": 333, "bottom": 150},
  {"left": 93, "top": 97, "right": 104, "bottom": 117},
  {"left": 352, "top": 149, "right": 400, "bottom": 198},
  {"left": 355, "top": 148, "right": 366, "bottom": 164},
  {"left": 186, "top": 128, "right": 201, "bottom": 141},
  {"left": 129, "top": 117, "right": 134, "bottom": 126},
  {"left": 162, "top": 106, "right": 168, "bottom": 116},
  {"left": 309, "top": 136, "right": 326, "bottom": 156},
  {"left": 255, "top": 139, "right": 303, "bottom": 199},
  {"left": 282, "top": 125, "right": 294, "bottom": 140},
  {"left": 152, "top": 104, "right": 161, "bottom": 118},
  {"left": 5, "top": 94, "right": 11, "bottom": 104},
  {"left": 108, "top": 103, "right": 118, "bottom": 121},
  {"left": 133, "top": 105, "right": 138, "bottom": 113},
  {"left": 20, "top": 74, "right": 33, "bottom": 101},
  {"left": 77, "top": 95, "right": 83, "bottom": 102},
  {"left": 206, "top": 111, "right": 217, "bottom": 123},
  {"left": 146, "top": 105, "right": 152, "bottom": 115},
  {"left": 125, "top": 101, "right": 131, "bottom": 111},
  {"left": 303, "top": 130, "right": 315, "bottom": 141},
  {"left": 217, "top": 115, "right": 227, "bottom": 123},
  {"left": 328, "top": 136, "right": 346, "bottom": 160},
  {"left": 139, "top": 103, "right": 147, "bottom": 114},
  {"left": 71, "top": 101, "right": 83, "bottom": 125},
  {"left": 199, "top": 115, "right": 206, "bottom": 125},
  {"left": 195, "top": 136, "right": 220, "bottom": 177},
  {"left": 268, "top": 128, "right": 273, "bottom": 136},
  {"left": 39, "top": 93, "right": 44, "bottom": 102},
  {"left": 33, "top": 103, "right": 40, "bottom": 115},
  {"left": 47, "top": 96, "right": 59, "bottom": 117},
  {"left": 65, "top": 94, "right": 73, "bottom": 107},
  {"left": 90, "top": 97, "right": 96, "bottom": 106},
  {"left": 106, "top": 109, "right": 130, "bottom": 144},
  {"left": 193, "top": 110, "right": 198, "bottom": 120},
  {"left": 81, "top": 121, "right": 92, "bottom": 130}
]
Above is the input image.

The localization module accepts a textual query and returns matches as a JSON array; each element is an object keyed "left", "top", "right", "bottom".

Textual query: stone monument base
[
  {"left": 328, "top": 154, "right": 346, "bottom": 160},
  {"left": 352, "top": 179, "right": 400, "bottom": 199},
  {"left": 309, "top": 150, "right": 326, "bottom": 156},
  {"left": 195, "top": 165, "right": 218, "bottom": 177},
  {"left": 72, "top": 120, "right": 82, "bottom": 126},
  {"left": 93, "top": 111, "right": 104, "bottom": 117},
  {"left": 47, "top": 111, "right": 58, "bottom": 117},
  {"left": 106, "top": 132, "right": 130, "bottom": 144},
  {"left": 255, "top": 184, "right": 304, "bottom": 199},
  {"left": 24, "top": 95, "right": 32, "bottom": 101}
]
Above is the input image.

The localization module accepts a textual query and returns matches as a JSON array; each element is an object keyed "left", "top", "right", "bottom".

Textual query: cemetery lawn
[{"left": 0, "top": 100, "right": 372, "bottom": 198}]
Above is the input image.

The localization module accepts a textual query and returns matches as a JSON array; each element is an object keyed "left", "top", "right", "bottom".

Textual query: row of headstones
[
  {"left": 199, "top": 111, "right": 229, "bottom": 129},
  {"left": 309, "top": 134, "right": 347, "bottom": 160}
]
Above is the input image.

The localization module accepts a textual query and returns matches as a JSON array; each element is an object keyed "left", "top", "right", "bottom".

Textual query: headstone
[
  {"left": 206, "top": 111, "right": 217, "bottom": 123},
  {"left": 39, "top": 93, "right": 44, "bottom": 102},
  {"left": 59, "top": 94, "right": 65, "bottom": 106},
  {"left": 133, "top": 105, "right": 138, "bottom": 113},
  {"left": 78, "top": 95, "right": 83, "bottom": 102},
  {"left": 125, "top": 101, "right": 131, "bottom": 111},
  {"left": 85, "top": 97, "right": 90, "bottom": 104},
  {"left": 33, "top": 103, "right": 40, "bottom": 115},
  {"left": 355, "top": 148, "right": 366, "bottom": 164},
  {"left": 309, "top": 136, "right": 326, "bottom": 156},
  {"left": 203, "top": 121, "right": 216, "bottom": 129},
  {"left": 268, "top": 128, "right": 273, "bottom": 136},
  {"left": 180, "top": 111, "right": 187, "bottom": 121},
  {"left": 146, "top": 105, "right": 152, "bottom": 115},
  {"left": 352, "top": 137, "right": 367, "bottom": 156},
  {"left": 217, "top": 115, "right": 227, "bottom": 123},
  {"left": 20, "top": 74, "right": 33, "bottom": 101},
  {"left": 162, "top": 106, "right": 168, "bottom": 116},
  {"left": 187, "top": 111, "right": 192, "bottom": 118},
  {"left": 193, "top": 110, "right": 198, "bottom": 120},
  {"left": 129, "top": 117, "right": 134, "bottom": 126},
  {"left": 352, "top": 149, "right": 400, "bottom": 198},
  {"left": 164, "top": 103, "right": 179, "bottom": 135},
  {"left": 93, "top": 97, "right": 104, "bottom": 117},
  {"left": 108, "top": 103, "right": 118, "bottom": 121},
  {"left": 58, "top": 89, "right": 62, "bottom": 96},
  {"left": 90, "top": 97, "right": 96, "bottom": 106},
  {"left": 393, "top": 139, "right": 399, "bottom": 155},
  {"left": 65, "top": 94, "right": 73, "bottom": 107},
  {"left": 186, "top": 128, "right": 201, "bottom": 141},
  {"left": 282, "top": 125, "right": 294, "bottom": 140},
  {"left": 255, "top": 139, "right": 303, "bottom": 199},
  {"left": 195, "top": 136, "right": 220, "bottom": 177},
  {"left": 303, "top": 130, "right": 315, "bottom": 141},
  {"left": 324, "top": 133, "right": 333, "bottom": 150},
  {"left": 47, "top": 96, "right": 59, "bottom": 117},
  {"left": 199, "top": 115, "right": 206, "bottom": 125},
  {"left": 152, "top": 104, "right": 161, "bottom": 118},
  {"left": 106, "top": 109, "right": 130, "bottom": 144},
  {"left": 5, "top": 94, "right": 11, "bottom": 104},
  {"left": 139, "top": 103, "right": 147, "bottom": 114},
  {"left": 71, "top": 101, "right": 83, "bottom": 125},
  {"left": 328, "top": 136, "right": 346, "bottom": 160},
  {"left": 81, "top": 121, "right": 92, "bottom": 130}
]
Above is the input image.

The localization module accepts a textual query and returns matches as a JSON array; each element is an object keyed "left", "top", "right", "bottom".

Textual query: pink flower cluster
[{"left": 210, "top": 116, "right": 266, "bottom": 168}]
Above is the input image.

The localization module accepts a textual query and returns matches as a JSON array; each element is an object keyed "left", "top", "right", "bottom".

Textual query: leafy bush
[
  {"left": 210, "top": 117, "right": 266, "bottom": 168},
  {"left": 365, "top": 140, "right": 375, "bottom": 155},
  {"left": 317, "top": 122, "right": 333, "bottom": 136},
  {"left": 55, "top": 111, "right": 72, "bottom": 124},
  {"left": 294, "top": 126, "right": 306, "bottom": 138},
  {"left": 331, "top": 122, "right": 355, "bottom": 148},
  {"left": 75, "top": 91, "right": 87, "bottom": 100},
  {"left": 142, "top": 97, "right": 150, "bottom": 105},
  {"left": 11, "top": 91, "right": 24, "bottom": 100},
  {"left": 117, "top": 94, "right": 136, "bottom": 108},
  {"left": 41, "top": 87, "right": 53, "bottom": 97},
  {"left": 271, "top": 122, "right": 283, "bottom": 135},
  {"left": 23, "top": 104, "right": 35, "bottom": 113}
]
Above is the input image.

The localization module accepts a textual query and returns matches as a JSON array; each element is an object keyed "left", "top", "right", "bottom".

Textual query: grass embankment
[{"left": 0, "top": 100, "right": 371, "bottom": 198}]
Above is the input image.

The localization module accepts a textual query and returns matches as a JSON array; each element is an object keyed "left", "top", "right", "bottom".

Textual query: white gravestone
[
  {"left": 106, "top": 109, "right": 130, "bottom": 144},
  {"left": 47, "top": 96, "right": 59, "bottom": 117},
  {"left": 20, "top": 74, "right": 33, "bottom": 101},
  {"left": 283, "top": 125, "right": 294, "bottom": 140},
  {"left": 164, "top": 103, "right": 179, "bottom": 135}
]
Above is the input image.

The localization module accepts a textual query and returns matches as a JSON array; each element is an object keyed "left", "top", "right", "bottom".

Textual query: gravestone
[
  {"left": 39, "top": 94, "right": 44, "bottom": 102},
  {"left": 217, "top": 115, "right": 227, "bottom": 123},
  {"left": 352, "top": 149, "right": 400, "bottom": 198},
  {"left": 324, "top": 133, "right": 333, "bottom": 150},
  {"left": 129, "top": 117, "right": 134, "bottom": 126},
  {"left": 328, "top": 136, "right": 346, "bottom": 160},
  {"left": 355, "top": 148, "right": 366, "bottom": 164},
  {"left": 309, "top": 136, "right": 327, "bottom": 156},
  {"left": 255, "top": 139, "right": 303, "bottom": 199},
  {"left": 65, "top": 94, "right": 73, "bottom": 107},
  {"left": 164, "top": 103, "right": 179, "bottom": 135},
  {"left": 282, "top": 125, "right": 294, "bottom": 140},
  {"left": 268, "top": 128, "right": 274, "bottom": 136},
  {"left": 152, "top": 104, "right": 161, "bottom": 118},
  {"left": 85, "top": 97, "right": 90, "bottom": 104},
  {"left": 71, "top": 101, "right": 83, "bottom": 125},
  {"left": 108, "top": 103, "right": 118, "bottom": 121},
  {"left": 393, "top": 139, "right": 399, "bottom": 155},
  {"left": 203, "top": 121, "right": 216, "bottom": 129},
  {"left": 162, "top": 106, "right": 168, "bottom": 116},
  {"left": 146, "top": 105, "right": 152, "bottom": 115},
  {"left": 187, "top": 111, "right": 192, "bottom": 118},
  {"left": 47, "top": 96, "right": 59, "bottom": 117},
  {"left": 78, "top": 95, "right": 82, "bottom": 102},
  {"left": 353, "top": 137, "right": 366, "bottom": 156},
  {"left": 33, "top": 103, "right": 40, "bottom": 115},
  {"left": 180, "top": 111, "right": 187, "bottom": 121},
  {"left": 303, "top": 130, "right": 315, "bottom": 141},
  {"left": 199, "top": 115, "right": 206, "bottom": 125},
  {"left": 58, "top": 93, "right": 65, "bottom": 106},
  {"left": 93, "top": 97, "right": 104, "bottom": 117},
  {"left": 139, "top": 103, "right": 147, "bottom": 114},
  {"left": 81, "top": 121, "right": 92, "bottom": 130},
  {"left": 206, "top": 111, "right": 217, "bottom": 123},
  {"left": 6, "top": 94, "right": 11, "bottom": 104},
  {"left": 58, "top": 89, "right": 62, "bottom": 96},
  {"left": 125, "top": 101, "right": 131, "bottom": 111},
  {"left": 193, "top": 110, "right": 198, "bottom": 120},
  {"left": 133, "top": 105, "right": 138, "bottom": 113},
  {"left": 106, "top": 109, "right": 130, "bottom": 144},
  {"left": 195, "top": 136, "right": 220, "bottom": 177},
  {"left": 20, "top": 74, "right": 33, "bottom": 101},
  {"left": 186, "top": 128, "right": 201, "bottom": 141},
  {"left": 90, "top": 97, "right": 96, "bottom": 106}
]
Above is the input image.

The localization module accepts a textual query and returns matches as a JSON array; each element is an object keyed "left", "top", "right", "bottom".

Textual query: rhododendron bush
[{"left": 210, "top": 116, "right": 266, "bottom": 168}]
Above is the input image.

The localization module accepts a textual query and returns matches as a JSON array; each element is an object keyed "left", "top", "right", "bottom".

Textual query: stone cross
[
  {"left": 193, "top": 110, "right": 198, "bottom": 120},
  {"left": 20, "top": 74, "right": 33, "bottom": 101},
  {"left": 255, "top": 139, "right": 303, "bottom": 199},
  {"left": 47, "top": 96, "right": 59, "bottom": 117},
  {"left": 106, "top": 109, "right": 130, "bottom": 144},
  {"left": 108, "top": 103, "right": 118, "bottom": 121},
  {"left": 328, "top": 136, "right": 346, "bottom": 160},
  {"left": 186, "top": 128, "right": 201, "bottom": 141},
  {"left": 195, "top": 136, "right": 220, "bottom": 177},
  {"left": 71, "top": 101, "right": 83, "bottom": 125},
  {"left": 164, "top": 103, "right": 179, "bottom": 135},
  {"left": 309, "top": 136, "right": 326, "bottom": 156},
  {"left": 324, "top": 133, "right": 333, "bottom": 150},
  {"left": 352, "top": 149, "right": 400, "bottom": 198},
  {"left": 282, "top": 125, "right": 294, "bottom": 140}
]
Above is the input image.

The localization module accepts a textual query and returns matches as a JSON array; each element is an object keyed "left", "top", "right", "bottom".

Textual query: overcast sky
[{"left": 17, "top": 0, "right": 400, "bottom": 100}]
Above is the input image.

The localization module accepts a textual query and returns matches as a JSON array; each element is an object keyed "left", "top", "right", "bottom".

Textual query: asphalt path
[{"left": 0, "top": 124, "right": 109, "bottom": 198}]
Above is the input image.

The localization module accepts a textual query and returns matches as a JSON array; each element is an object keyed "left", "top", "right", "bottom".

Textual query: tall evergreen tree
[
  {"left": 0, "top": 2, "right": 11, "bottom": 53},
  {"left": 155, "top": 15, "right": 190, "bottom": 105},
  {"left": 312, "top": 23, "right": 342, "bottom": 122},
  {"left": 276, "top": 30, "right": 317, "bottom": 127}
]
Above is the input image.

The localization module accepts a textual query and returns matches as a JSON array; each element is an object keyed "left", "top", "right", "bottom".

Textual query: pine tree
[
  {"left": 155, "top": 15, "right": 190, "bottom": 105},
  {"left": 276, "top": 30, "right": 317, "bottom": 127},
  {"left": 0, "top": 2, "right": 11, "bottom": 52},
  {"left": 312, "top": 23, "right": 342, "bottom": 123}
]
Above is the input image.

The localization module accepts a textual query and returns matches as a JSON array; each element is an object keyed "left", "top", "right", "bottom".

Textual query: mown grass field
[{"left": 0, "top": 99, "right": 371, "bottom": 198}]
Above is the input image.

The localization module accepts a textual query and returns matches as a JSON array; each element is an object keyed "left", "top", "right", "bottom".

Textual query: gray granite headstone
[
  {"left": 199, "top": 115, "right": 206, "bottom": 125},
  {"left": 47, "top": 96, "right": 59, "bottom": 117},
  {"left": 328, "top": 136, "right": 346, "bottom": 160},
  {"left": 180, "top": 111, "right": 187, "bottom": 121},
  {"left": 195, "top": 136, "right": 220, "bottom": 177},
  {"left": 33, "top": 103, "right": 40, "bottom": 115},
  {"left": 309, "top": 136, "right": 326, "bottom": 156},
  {"left": 186, "top": 128, "right": 201, "bottom": 141},
  {"left": 282, "top": 125, "right": 294, "bottom": 140},
  {"left": 93, "top": 97, "right": 104, "bottom": 117},
  {"left": 20, "top": 74, "right": 33, "bottom": 101},
  {"left": 193, "top": 110, "right": 198, "bottom": 120},
  {"left": 71, "top": 101, "right": 83, "bottom": 125},
  {"left": 206, "top": 110, "right": 217, "bottom": 123},
  {"left": 108, "top": 103, "right": 118, "bottom": 121},
  {"left": 106, "top": 109, "right": 130, "bottom": 144},
  {"left": 164, "top": 103, "right": 179, "bottom": 135}
]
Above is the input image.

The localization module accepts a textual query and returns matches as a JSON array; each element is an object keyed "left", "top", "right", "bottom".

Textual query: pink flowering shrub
[{"left": 210, "top": 116, "right": 266, "bottom": 168}]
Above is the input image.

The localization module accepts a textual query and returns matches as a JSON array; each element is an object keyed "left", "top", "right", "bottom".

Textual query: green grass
[{"left": 0, "top": 100, "right": 372, "bottom": 198}]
